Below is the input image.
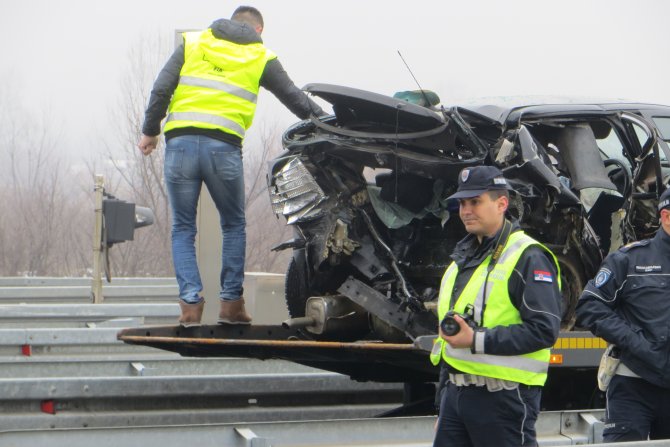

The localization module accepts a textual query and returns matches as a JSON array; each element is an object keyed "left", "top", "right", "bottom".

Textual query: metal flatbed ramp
[{"left": 118, "top": 325, "right": 437, "bottom": 382}]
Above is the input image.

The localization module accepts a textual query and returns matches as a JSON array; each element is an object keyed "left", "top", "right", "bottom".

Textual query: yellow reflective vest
[
  {"left": 164, "top": 29, "right": 277, "bottom": 140},
  {"left": 429, "top": 231, "right": 561, "bottom": 386}
]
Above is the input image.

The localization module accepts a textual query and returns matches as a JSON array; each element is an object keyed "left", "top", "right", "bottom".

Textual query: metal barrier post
[{"left": 91, "top": 175, "right": 104, "bottom": 303}]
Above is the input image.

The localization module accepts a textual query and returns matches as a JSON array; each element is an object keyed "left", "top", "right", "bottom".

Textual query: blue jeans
[{"left": 164, "top": 135, "right": 245, "bottom": 303}]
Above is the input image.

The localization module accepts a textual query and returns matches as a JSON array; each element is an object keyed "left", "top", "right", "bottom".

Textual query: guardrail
[
  {"left": 0, "top": 277, "right": 178, "bottom": 304},
  {"left": 2, "top": 278, "right": 648, "bottom": 446},
  {"left": 0, "top": 303, "right": 179, "bottom": 328},
  {"left": 0, "top": 275, "right": 289, "bottom": 325},
  {"left": 4, "top": 410, "right": 666, "bottom": 447},
  {"left": 0, "top": 277, "right": 176, "bottom": 287},
  {"left": 0, "top": 323, "right": 403, "bottom": 432}
]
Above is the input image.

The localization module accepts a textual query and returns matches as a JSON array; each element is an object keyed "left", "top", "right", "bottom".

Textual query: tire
[
  {"left": 285, "top": 256, "right": 310, "bottom": 318},
  {"left": 555, "top": 252, "right": 585, "bottom": 330}
]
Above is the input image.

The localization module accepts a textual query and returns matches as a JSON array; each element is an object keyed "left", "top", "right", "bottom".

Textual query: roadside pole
[{"left": 91, "top": 175, "right": 104, "bottom": 303}]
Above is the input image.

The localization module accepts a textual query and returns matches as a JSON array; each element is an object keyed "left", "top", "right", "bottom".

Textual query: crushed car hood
[{"left": 304, "top": 83, "right": 445, "bottom": 131}]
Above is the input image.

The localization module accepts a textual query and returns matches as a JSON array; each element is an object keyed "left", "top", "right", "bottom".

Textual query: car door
[{"left": 621, "top": 112, "right": 665, "bottom": 240}]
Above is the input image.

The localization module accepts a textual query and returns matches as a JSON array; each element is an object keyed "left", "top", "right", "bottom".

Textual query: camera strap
[
  {"left": 448, "top": 219, "right": 513, "bottom": 314},
  {"left": 488, "top": 219, "right": 513, "bottom": 270},
  {"left": 478, "top": 219, "right": 513, "bottom": 325}
]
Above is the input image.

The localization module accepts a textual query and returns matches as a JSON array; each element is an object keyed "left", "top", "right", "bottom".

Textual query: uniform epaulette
[{"left": 619, "top": 239, "right": 651, "bottom": 252}]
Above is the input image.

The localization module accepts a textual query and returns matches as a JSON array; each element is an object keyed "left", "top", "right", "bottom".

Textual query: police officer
[
  {"left": 431, "top": 166, "right": 562, "bottom": 447},
  {"left": 576, "top": 188, "right": 670, "bottom": 442}
]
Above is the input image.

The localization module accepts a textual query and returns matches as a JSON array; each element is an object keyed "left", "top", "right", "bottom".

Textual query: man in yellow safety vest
[
  {"left": 137, "top": 6, "right": 324, "bottom": 327},
  {"left": 430, "top": 165, "right": 562, "bottom": 447}
]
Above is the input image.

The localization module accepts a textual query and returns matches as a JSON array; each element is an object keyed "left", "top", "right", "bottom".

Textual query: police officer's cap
[
  {"left": 447, "top": 166, "right": 512, "bottom": 200},
  {"left": 658, "top": 188, "right": 670, "bottom": 211}
]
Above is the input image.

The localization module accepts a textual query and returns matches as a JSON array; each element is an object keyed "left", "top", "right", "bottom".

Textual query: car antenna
[{"left": 397, "top": 50, "right": 432, "bottom": 108}]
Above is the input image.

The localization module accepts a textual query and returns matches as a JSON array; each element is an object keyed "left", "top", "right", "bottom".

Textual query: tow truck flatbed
[
  {"left": 119, "top": 325, "right": 606, "bottom": 409},
  {"left": 118, "top": 324, "right": 436, "bottom": 383}
]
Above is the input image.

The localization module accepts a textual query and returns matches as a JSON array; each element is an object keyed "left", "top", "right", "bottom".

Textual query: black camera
[{"left": 440, "top": 305, "right": 478, "bottom": 336}]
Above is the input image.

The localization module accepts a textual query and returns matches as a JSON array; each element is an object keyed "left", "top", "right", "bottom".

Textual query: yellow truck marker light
[{"left": 552, "top": 337, "right": 607, "bottom": 350}]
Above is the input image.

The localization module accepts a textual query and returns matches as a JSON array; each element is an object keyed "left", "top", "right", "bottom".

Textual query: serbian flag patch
[{"left": 533, "top": 270, "right": 553, "bottom": 283}]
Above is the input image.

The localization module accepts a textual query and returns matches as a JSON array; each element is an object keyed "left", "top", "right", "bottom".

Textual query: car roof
[{"left": 454, "top": 96, "right": 670, "bottom": 125}]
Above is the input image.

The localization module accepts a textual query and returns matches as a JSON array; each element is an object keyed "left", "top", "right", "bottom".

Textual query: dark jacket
[
  {"left": 142, "top": 18, "right": 324, "bottom": 146},
  {"left": 576, "top": 228, "right": 670, "bottom": 389},
  {"left": 434, "top": 220, "right": 562, "bottom": 406},
  {"left": 448, "top": 221, "right": 562, "bottom": 358}
]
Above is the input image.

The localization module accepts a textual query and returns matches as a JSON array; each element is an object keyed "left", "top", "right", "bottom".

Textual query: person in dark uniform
[
  {"left": 430, "top": 166, "right": 563, "bottom": 447},
  {"left": 576, "top": 188, "right": 670, "bottom": 442}
]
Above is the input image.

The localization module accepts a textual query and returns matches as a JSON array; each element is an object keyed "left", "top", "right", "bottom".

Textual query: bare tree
[
  {"left": 96, "top": 32, "right": 173, "bottom": 277},
  {"left": 244, "top": 124, "right": 292, "bottom": 273},
  {"left": 0, "top": 79, "right": 90, "bottom": 276},
  {"left": 0, "top": 32, "right": 297, "bottom": 279}
]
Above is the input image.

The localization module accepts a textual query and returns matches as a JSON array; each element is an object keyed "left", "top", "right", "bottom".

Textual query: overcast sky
[{"left": 3, "top": 0, "right": 670, "bottom": 161}]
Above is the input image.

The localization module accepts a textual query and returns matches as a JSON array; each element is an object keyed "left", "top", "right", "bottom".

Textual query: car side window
[
  {"left": 596, "top": 124, "right": 632, "bottom": 170},
  {"left": 631, "top": 120, "right": 668, "bottom": 165},
  {"left": 652, "top": 117, "right": 670, "bottom": 141},
  {"left": 632, "top": 123, "right": 653, "bottom": 151},
  {"left": 651, "top": 117, "right": 670, "bottom": 164}
]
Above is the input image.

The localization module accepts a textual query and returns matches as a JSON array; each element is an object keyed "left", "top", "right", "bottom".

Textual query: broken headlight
[{"left": 269, "top": 157, "right": 326, "bottom": 224}]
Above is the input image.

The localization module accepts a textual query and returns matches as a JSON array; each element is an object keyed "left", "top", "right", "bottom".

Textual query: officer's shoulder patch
[
  {"left": 619, "top": 239, "right": 651, "bottom": 253},
  {"left": 594, "top": 268, "right": 612, "bottom": 288},
  {"left": 533, "top": 270, "right": 553, "bottom": 283}
]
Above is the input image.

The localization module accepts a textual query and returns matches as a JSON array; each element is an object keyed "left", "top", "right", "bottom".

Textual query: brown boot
[
  {"left": 179, "top": 299, "right": 204, "bottom": 327},
  {"left": 218, "top": 297, "right": 252, "bottom": 325}
]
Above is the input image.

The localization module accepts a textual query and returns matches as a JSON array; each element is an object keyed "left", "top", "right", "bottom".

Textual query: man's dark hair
[
  {"left": 487, "top": 190, "right": 510, "bottom": 201},
  {"left": 232, "top": 6, "right": 264, "bottom": 29}
]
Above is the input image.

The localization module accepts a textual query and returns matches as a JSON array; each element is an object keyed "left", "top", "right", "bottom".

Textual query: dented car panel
[{"left": 267, "top": 84, "right": 670, "bottom": 342}]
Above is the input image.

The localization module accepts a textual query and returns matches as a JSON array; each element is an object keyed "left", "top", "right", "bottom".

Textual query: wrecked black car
[{"left": 267, "top": 83, "right": 670, "bottom": 342}]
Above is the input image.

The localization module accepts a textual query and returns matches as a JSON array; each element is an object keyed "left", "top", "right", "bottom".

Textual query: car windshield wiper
[{"left": 441, "top": 106, "right": 490, "bottom": 161}]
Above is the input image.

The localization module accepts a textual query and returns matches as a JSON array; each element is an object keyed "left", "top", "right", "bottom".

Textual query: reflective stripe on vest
[
  {"left": 178, "top": 76, "right": 258, "bottom": 103},
  {"left": 164, "top": 29, "right": 276, "bottom": 140},
  {"left": 429, "top": 231, "right": 561, "bottom": 386},
  {"left": 166, "top": 112, "right": 246, "bottom": 138},
  {"left": 444, "top": 344, "right": 548, "bottom": 373}
]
